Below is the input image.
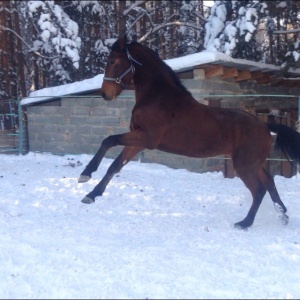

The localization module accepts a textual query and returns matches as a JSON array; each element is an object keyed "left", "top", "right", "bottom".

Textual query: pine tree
[
  {"left": 0, "top": 1, "right": 26, "bottom": 102},
  {"left": 24, "top": 0, "right": 81, "bottom": 86},
  {"left": 204, "top": 0, "right": 267, "bottom": 61},
  {"left": 203, "top": 0, "right": 300, "bottom": 72}
]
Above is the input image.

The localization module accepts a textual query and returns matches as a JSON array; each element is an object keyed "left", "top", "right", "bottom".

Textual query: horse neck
[
  {"left": 132, "top": 60, "right": 177, "bottom": 101},
  {"left": 129, "top": 44, "right": 191, "bottom": 103}
]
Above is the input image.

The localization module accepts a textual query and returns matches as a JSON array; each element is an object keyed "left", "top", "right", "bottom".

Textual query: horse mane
[{"left": 128, "top": 41, "right": 192, "bottom": 96}]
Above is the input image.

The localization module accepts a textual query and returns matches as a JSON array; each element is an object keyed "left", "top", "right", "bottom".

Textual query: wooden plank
[
  {"left": 204, "top": 65, "right": 224, "bottom": 78},
  {"left": 207, "top": 99, "right": 221, "bottom": 107},
  {"left": 224, "top": 158, "right": 238, "bottom": 178},
  {"left": 193, "top": 68, "right": 205, "bottom": 80},
  {"left": 270, "top": 78, "right": 283, "bottom": 85},
  {"left": 234, "top": 70, "right": 251, "bottom": 81},
  {"left": 177, "top": 70, "right": 194, "bottom": 79},
  {"left": 0, "top": 130, "right": 15, "bottom": 148},
  {"left": 256, "top": 76, "right": 271, "bottom": 84},
  {"left": 286, "top": 111, "right": 292, "bottom": 127},
  {"left": 221, "top": 67, "right": 238, "bottom": 79},
  {"left": 250, "top": 71, "right": 264, "bottom": 79},
  {"left": 194, "top": 63, "right": 211, "bottom": 69}
]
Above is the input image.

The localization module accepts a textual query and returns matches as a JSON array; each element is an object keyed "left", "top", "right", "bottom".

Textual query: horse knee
[{"left": 102, "top": 135, "right": 118, "bottom": 149}]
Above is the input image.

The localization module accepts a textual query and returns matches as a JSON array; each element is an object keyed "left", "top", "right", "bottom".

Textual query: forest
[{"left": 0, "top": 0, "right": 300, "bottom": 111}]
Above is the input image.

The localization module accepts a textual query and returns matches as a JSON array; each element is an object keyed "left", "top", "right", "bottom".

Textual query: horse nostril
[{"left": 101, "top": 91, "right": 106, "bottom": 99}]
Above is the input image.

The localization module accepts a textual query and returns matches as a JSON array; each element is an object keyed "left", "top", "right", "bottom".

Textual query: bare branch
[
  {"left": 126, "top": 12, "right": 146, "bottom": 33},
  {"left": 138, "top": 21, "right": 202, "bottom": 43},
  {"left": 272, "top": 27, "right": 300, "bottom": 34},
  {"left": 0, "top": 25, "right": 59, "bottom": 60},
  {"left": 123, "top": 1, "right": 147, "bottom": 16},
  {"left": 193, "top": 11, "right": 208, "bottom": 23}
]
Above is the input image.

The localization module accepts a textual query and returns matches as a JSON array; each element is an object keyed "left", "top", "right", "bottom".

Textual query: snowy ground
[{"left": 1, "top": 152, "right": 300, "bottom": 299}]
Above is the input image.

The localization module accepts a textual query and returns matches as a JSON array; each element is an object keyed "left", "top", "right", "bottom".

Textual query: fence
[
  {"left": 0, "top": 99, "right": 27, "bottom": 154},
  {"left": 22, "top": 92, "right": 300, "bottom": 178}
]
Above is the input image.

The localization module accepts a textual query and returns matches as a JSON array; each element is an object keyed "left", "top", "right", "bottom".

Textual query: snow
[
  {"left": 1, "top": 152, "right": 300, "bottom": 299},
  {"left": 21, "top": 74, "right": 104, "bottom": 106},
  {"left": 293, "top": 51, "right": 300, "bottom": 62},
  {"left": 27, "top": 0, "right": 45, "bottom": 14},
  {"left": 40, "top": 29, "right": 50, "bottom": 42},
  {"left": 277, "top": 1, "right": 287, "bottom": 8}
]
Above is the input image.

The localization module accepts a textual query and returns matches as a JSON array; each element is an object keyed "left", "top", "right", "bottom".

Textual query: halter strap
[
  {"left": 126, "top": 48, "right": 142, "bottom": 66},
  {"left": 103, "top": 47, "right": 142, "bottom": 87}
]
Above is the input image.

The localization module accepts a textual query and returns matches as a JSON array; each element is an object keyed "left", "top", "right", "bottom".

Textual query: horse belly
[{"left": 157, "top": 126, "right": 228, "bottom": 158}]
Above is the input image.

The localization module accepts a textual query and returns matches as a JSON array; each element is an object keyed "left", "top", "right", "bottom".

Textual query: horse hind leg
[
  {"left": 230, "top": 153, "right": 268, "bottom": 229},
  {"left": 258, "top": 168, "right": 289, "bottom": 225},
  {"left": 234, "top": 169, "right": 267, "bottom": 229}
]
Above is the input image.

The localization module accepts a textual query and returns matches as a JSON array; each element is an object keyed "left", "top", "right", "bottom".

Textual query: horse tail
[{"left": 268, "top": 123, "right": 300, "bottom": 165}]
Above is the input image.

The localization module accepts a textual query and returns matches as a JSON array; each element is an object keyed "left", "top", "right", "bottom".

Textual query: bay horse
[{"left": 79, "top": 35, "right": 300, "bottom": 229}]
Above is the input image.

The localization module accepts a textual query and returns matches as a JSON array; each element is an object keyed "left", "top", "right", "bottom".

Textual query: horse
[{"left": 78, "top": 34, "right": 300, "bottom": 229}]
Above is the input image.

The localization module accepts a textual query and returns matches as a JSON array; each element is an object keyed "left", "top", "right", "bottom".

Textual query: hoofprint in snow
[{"left": 1, "top": 152, "right": 300, "bottom": 299}]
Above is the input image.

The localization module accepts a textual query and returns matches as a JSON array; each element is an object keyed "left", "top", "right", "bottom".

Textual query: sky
[{"left": 1, "top": 152, "right": 300, "bottom": 299}]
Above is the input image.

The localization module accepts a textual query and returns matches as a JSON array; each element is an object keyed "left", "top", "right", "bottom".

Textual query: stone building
[{"left": 21, "top": 52, "right": 300, "bottom": 177}]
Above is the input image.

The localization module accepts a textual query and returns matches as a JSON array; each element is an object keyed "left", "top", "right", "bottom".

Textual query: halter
[{"left": 103, "top": 48, "right": 142, "bottom": 88}]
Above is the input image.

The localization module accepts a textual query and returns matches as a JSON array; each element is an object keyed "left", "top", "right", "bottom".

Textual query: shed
[{"left": 21, "top": 51, "right": 300, "bottom": 178}]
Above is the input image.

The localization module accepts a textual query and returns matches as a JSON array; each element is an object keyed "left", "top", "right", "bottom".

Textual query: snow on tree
[
  {"left": 66, "top": 0, "right": 117, "bottom": 80},
  {"left": 176, "top": 0, "right": 205, "bottom": 56},
  {"left": 124, "top": 0, "right": 205, "bottom": 59},
  {"left": 266, "top": 1, "right": 300, "bottom": 72},
  {"left": 25, "top": 0, "right": 81, "bottom": 85},
  {"left": 4, "top": 0, "right": 299, "bottom": 94},
  {"left": 204, "top": 0, "right": 267, "bottom": 60},
  {"left": 203, "top": 0, "right": 300, "bottom": 72}
]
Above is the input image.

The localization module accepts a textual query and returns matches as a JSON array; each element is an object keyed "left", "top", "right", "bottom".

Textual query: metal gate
[{"left": 0, "top": 99, "right": 28, "bottom": 154}]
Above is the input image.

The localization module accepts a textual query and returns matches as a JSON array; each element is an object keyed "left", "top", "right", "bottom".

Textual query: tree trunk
[
  {"left": 12, "top": 1, "right": 26, "bottom": 97},
  {"left": 0, "top": 0, "right": 10, "bottom": 106}
]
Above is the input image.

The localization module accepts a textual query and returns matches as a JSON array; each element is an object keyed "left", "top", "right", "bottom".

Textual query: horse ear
[
  {"left": 112, "top": 34, "right": 128, "bottom": 51},
  {"left": 117, "top": 34, "right": 127, "bottom": 51}
]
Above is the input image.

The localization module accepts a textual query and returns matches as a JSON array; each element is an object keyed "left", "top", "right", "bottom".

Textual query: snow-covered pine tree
[
  {"left": 266, "top": 1, "right": 300, "bottom": 72},
  {"left": 204, "top": 0, "right": 267, "bottom": 61},
  {"left": 0, "top": 0, "right": 26, "bottom": 101},
  {"left": 176, "top": 0, "right": 205, "bottom": 56},
  {"left": 124, "top": 0, "right": 205, "bottom": 59},
  {"left": 68, "top": 0, "right": 116, "bottom": 79},
  {"left": 204, "top": 0, "right": 300, "bottom": 73},
  {"left": 24, "top": 0, "right": 81, "bottom": 87}
]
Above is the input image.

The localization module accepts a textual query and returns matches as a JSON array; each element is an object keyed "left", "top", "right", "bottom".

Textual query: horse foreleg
[
  {"left": 81, "top": 146, "right": 143, "bottom": 204},
  {"left": 78, "top": 130, "right": 152, "bottom": 183},
  {"left": 78, "top": 135, "right": 118, "bottom": 183}
]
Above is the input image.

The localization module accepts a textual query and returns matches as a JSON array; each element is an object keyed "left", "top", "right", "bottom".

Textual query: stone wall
[{"left": 25, "top": 75, "right": 300, "bottom": 175}]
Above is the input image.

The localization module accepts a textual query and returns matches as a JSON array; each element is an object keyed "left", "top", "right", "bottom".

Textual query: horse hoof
[
  {"left": 81, "top": 196, "right": 95, "bottom": 204},
  {"left": 234, "top": 221, "right": 249, "bottom": 231},
  {"left": 78, "top": 175, "right": 91, "bottom": 183},
  {"left": 279, "top": 214, "right": 289, "bottom": 226}
]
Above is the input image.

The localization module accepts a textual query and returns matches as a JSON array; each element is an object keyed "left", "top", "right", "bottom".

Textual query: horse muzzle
[
  {"left": 101, "top": 90, "right": 112, "bottom": 101},
  {"left": 100, "top": 83, "right": 121, "bottom": 101}
]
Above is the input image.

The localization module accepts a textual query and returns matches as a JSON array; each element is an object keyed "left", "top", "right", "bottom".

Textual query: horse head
[{"left": 101, "top": 35, "right": 141, "bottom": 101}]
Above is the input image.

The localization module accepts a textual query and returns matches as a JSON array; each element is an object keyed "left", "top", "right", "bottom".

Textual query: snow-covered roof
[{"left": 21, "top": 50, "right": 298, "bottom": 106}]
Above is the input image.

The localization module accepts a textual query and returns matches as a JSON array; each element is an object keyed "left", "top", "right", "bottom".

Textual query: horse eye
[{"left": 110, "top": 60, "right": 115, "bottom": 65}]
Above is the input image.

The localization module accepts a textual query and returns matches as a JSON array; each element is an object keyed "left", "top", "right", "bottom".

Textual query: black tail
[{"left": 268, "top": 123, "right": 300, "bottom": 165}]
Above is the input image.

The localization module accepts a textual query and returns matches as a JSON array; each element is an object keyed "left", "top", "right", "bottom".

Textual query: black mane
[{"left": 129, "top": 41, "right": 192, "bottom": 96}]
